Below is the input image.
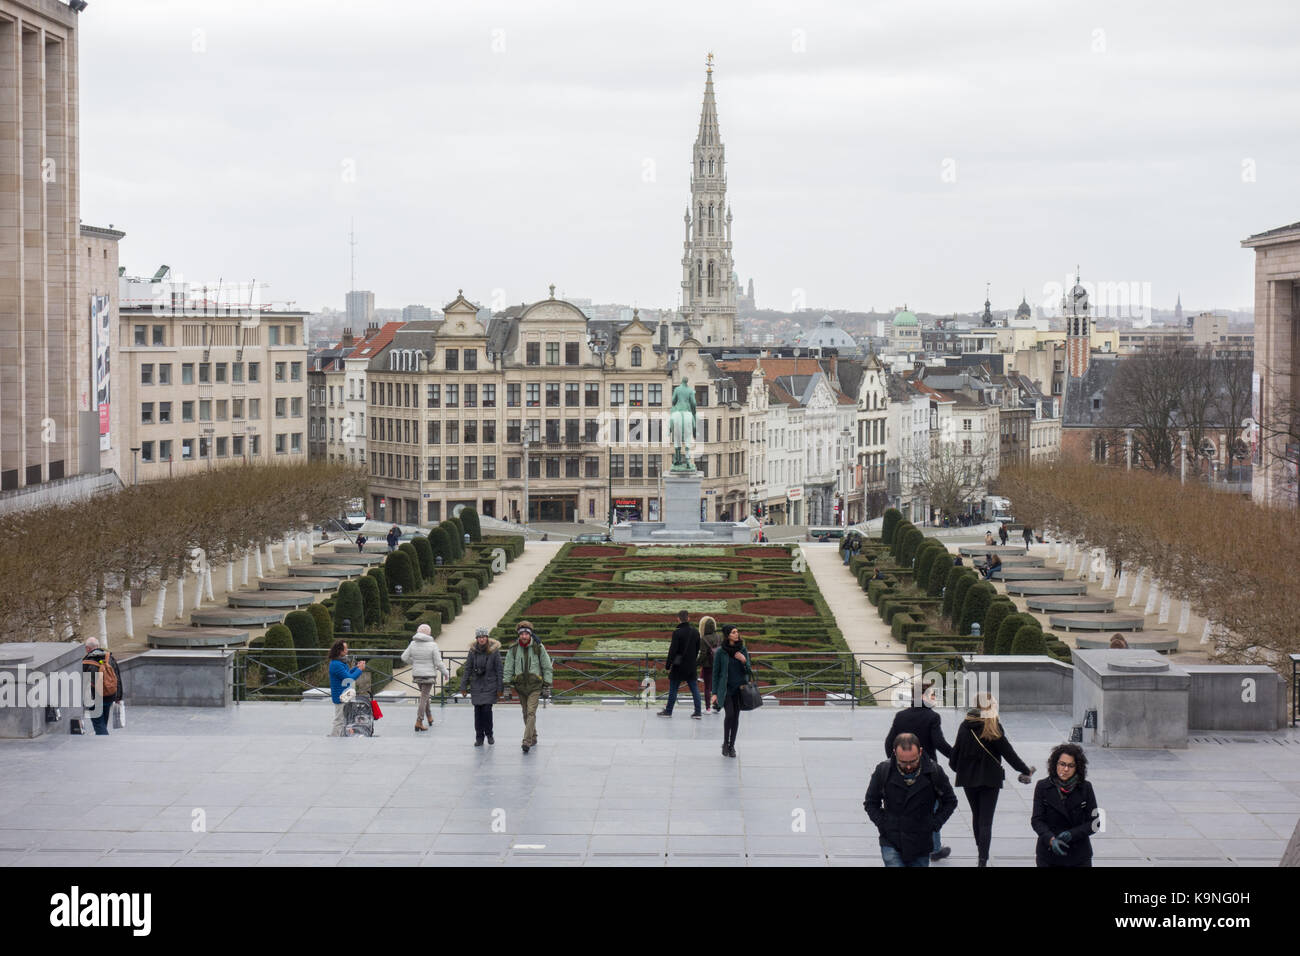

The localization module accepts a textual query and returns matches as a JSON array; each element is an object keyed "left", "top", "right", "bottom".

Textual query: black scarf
[{"left": 1054, "top": 774, "right": 1080, "bottom": 795}]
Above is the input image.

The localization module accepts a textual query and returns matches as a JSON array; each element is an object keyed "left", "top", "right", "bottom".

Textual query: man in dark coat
[
  {"left": 658, "top": 610, "right": 702, "bottom": 718},
  {"left": 864, "top": 733, "right": 958, "bottom": 867},
  {"left": 885, "top": 681, "right": 954, "bottom": 861}
]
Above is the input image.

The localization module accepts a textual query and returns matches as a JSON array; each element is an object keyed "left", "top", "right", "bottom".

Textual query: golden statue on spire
[{"left": 706, "top": 51, "right": 714, "bottom": 74}]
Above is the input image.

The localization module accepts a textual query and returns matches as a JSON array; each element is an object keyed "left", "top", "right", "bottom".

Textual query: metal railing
[{"left": 231, "top": 648, "right": 967, "bottom": 709}]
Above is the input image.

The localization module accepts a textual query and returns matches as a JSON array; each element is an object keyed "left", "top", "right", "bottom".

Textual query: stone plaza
[{"left": 1, "top": 702, "right": 1296, "bottom": 867}]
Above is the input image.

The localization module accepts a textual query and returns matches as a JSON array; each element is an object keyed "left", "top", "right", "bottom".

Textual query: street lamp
[
  {"left": 129, "top": 446, "right": 140, "bottom": 486},
  {"left": 522, "top": 437, "right": 530, "bottom": 529}
]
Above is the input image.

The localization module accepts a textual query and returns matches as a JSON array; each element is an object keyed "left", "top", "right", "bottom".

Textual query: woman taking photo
[
  {"left": 1031, "top": 743, "right": 1099, "bottom": 867},
  {"left": 709, "top": 625, "right": 751, "bottom": 758},
  {"left": 948, "top": 693, "right": 1035, "bottom": 866}
]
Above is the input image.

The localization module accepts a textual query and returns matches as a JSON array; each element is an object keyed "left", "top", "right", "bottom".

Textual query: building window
[
  {"left": 141, "top": 364, "right": 154, "bottom": 385},
  {"left": 585, "top": 419, "right": 598, "bottom": 442},
  {"left": 446, "top": 456, "right": 459, "bottom": 480},
  {"left": 546, "top": 342, "right": 560, "bottom": 365},
  {"left": 585, "top": 456, "right": 600, "bottom": 478},
  {"left": 231, "top": 363, "right": 242, "bottom": 384},
  {"left": 648, "top": 384, "right": 663, "bottom": 406},
  {"left": 275, "top": 362, "right": 286, "bottom": 382},
  {"left": 610, "top": 454, "right": 624, "bottom": 478},
  {"left": 134, "top": 325, "right": 147, "bottom": 346},
  {"left": 610, "top": 384, "right": 624, "bottom": 406},
  {"left": 483, "top": 420, "right": 496, "bottom": 443},
  {"left": 482, "top": 384, "right": 496, "bottom": 408},
  {"left": 275, "top": 398, "right": 287, "bottom": 418},
  {"left": 446, "top": 421, "right": 459, "bottom": 444},
  {"left": 159, "top": 439, "right": 172, "bottom": 461},
  {"left": 507, "top": 384, "right": 520, "bottom": 408},
  {"left": 141, "top": 403, "right": 154, "bottom": 424},
  {"left": 526, "top": 384, "right": 540, "bottom": 407},
  {"left": 507, "top": 420, "right": 521, "bottom": 443},
  {"left": 630, "top": 384, "right": 643, "bottom": 407},
  {"left": 290, "top": 363, "right": 301, "bottom": 382},
  {"left": 158, "top": 363, "right": 172, "bottom": 385},
  {"left": 963, "top": 419, "right": 972, "bottom": 430},
  {"left": 465, "top": 456, "right": 478, "bottom": 480},
  {"left": 545, "top": 457, "right": 559, "bottom": 478},
  {"left": 446, "top": 385, "right": 459, "bottom": 408},
  {"left": 565, "top": 342, "right": 579, "bottom": 365},
  {"left": 248, "top": 362, "right": 260, "bottom": 383},
  {"left": 428, "top": 421, "right": 440, "bottom": 444},
  {"left": 152, "top": 325, "right": 165, "bottom": 346},
  {"left": 269, "top": 326, "right": 281, "bottom": 346},
  {"left": 141, "top": 441, "right": 154, "bottom": 462},
  {"left": 182, "top": 401, "right": 195, "bottom": 423},
  {"left": 181, "top": 363, "right": 194, "bottom": 385},
  {"left": 565, "top": 419, "right": 580, "bottom": 444},
  {"left": 446, "top": 350, "right": 458, "bottom": 371},
  {"left": 565, "top": 383, "right": 579, "bottom": 407},
  {"left": 631, "top": 346, "right": 642, "bottom": 367},
  {"left": 525, "top": 420, "right": 540, "bottom": 442},
  {"left": 528, "top": 457, "right": 540, "bottom": 479},
  {"left": 482, "top": 456, "right": 496, "bottom": 479},
  {"left": 629, "top": 454, "right": 644, "bottom": 478},
  {"left": 216, "top": 400, "right": 228, "bottom": 421},
  {"left": 585, "top": 383, "right": 600, "bottom": 407},
  {"left": 215, "top": 363, "right": 227, "bottom": 383},
  {"left": 648, "top": 454, "right": 661, "bottom": 478},
  {"left": 507, "top": 457, "right": 521, "bottom": 479},
  {"left": 426, "top": 456, "right": 440, "bottom": 480},
  {"left": 465, "top": 420, "right": 478, "bottom": 444},
  {"left": 181, "top": 438, "right": 194, "bottom": 460},
  {"left": 249, "top": 399, "right": 260, "bottom": 420},
  {"left": 545, "top": 419, "right": 560, "bottom": 443},
  {"left": 291, "top": 397, "right": 302, "bottom": 417},
  {"left": 159, "top": 402, "right": 172, "bottom": 424},
  {"left": 546, "top": 383, "right": 560, "bottom": 407},
  {"left": 217, "top": 437, "right": 229, "bottom": 458},
  {"left": 526, "top": 342, "right": 540, "bottom": 366},
  {"left": 427, "top": 384, "right": 440, "bottom": 408},
  {"left": 464, "top": 384, "right": 477, "bottom": 408}
]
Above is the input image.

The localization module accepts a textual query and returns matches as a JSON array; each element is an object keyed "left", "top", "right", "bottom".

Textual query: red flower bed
[
  {"left": 570, "top": 546, "right": 625, "bottom": 558},
  {"left": 571, "top": 612, "right": 764, "bottom": 625},
  {"left": 591, "top": 592, "right": 747, "bottom": 600},
  {"left": 738, "top": 572, "right": 781, "bottom": 581},
  {"left": 736, "top": 547, "right": 790, "bottom": 559},
  {"left": 741, "top": 598, "right": 817, "bottom": 617},
  {"left": 523, "top": 597, "right": 601, "bottom": 616},
  {"left": 579, "top": 572, "right": 614, "bottom": 581}
]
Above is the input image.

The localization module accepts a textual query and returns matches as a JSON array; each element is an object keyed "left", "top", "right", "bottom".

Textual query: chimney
[{"left": 341, "top": 327, "right": 354, "bottom": 348}]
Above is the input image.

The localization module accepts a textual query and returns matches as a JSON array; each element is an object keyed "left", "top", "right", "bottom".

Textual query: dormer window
[{"left": 630, "top": 346, "right": 642, "bottom": 367}]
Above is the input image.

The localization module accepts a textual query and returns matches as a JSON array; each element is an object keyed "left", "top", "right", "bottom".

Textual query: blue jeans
[
  {"left": 665, "top": 678, "right": 701, "bottom": 715},
  {"left": 90, "top": 700, "right": 114, "bottom": 736},
  {"left": 880, "top": 844, "right": 930, "bottom": 867}
]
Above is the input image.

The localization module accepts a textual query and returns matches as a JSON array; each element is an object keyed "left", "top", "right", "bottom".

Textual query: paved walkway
[{"left": 2, "top": 704, "right": 1295, "bottom": 867}]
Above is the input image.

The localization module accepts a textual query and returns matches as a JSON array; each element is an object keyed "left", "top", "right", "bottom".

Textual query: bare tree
[{"left": 908, "top": 437, "right": 996, "bottom": 520}]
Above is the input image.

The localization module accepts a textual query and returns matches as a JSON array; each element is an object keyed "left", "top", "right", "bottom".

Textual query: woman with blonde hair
[
  {"left": 696, "top": 615, "right": 722, "bottom": 712},
  {"left": 948, "top": 692, "right": 1035, "bottom": 866}
]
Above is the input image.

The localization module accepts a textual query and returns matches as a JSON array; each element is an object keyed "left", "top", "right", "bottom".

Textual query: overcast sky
[{"left": 80, "top": 0, "right": 1300, "bottom": 317}]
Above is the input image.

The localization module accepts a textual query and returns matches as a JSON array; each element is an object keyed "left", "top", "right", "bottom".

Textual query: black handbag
[{"left": 738, "top": 663, "right": 762, "bottom": 711}]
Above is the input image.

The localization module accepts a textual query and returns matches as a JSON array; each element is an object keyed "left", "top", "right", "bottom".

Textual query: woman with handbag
[
  {"left": 948, "top": 692, "right": 1035, "bottom": 866},
  {"left": 709, "top": 625, "right": 753, "bottom": 758}
]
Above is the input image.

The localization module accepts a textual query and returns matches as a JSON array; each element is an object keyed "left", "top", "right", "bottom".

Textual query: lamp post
[
  {"left": 130, "top": 446, "right": 140, "bottom": 486},
  {"left": 522, "top": 437, "right": 530, "bottom": 529}
]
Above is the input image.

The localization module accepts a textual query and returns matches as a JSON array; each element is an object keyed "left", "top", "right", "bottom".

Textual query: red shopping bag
[{"left": 370, "top": 699, "right": 383, "bottom": 720}]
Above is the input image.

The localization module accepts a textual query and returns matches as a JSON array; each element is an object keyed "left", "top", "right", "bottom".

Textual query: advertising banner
[{"left": 91, "top": 295, "right": 111, "bottom": 451}]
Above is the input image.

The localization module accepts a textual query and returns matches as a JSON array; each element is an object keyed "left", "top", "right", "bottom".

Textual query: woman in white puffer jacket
[{"left": 402, "top": 623, "right": 450, "bottom": 732}]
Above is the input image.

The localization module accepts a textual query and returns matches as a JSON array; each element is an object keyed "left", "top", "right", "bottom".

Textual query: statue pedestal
[{"left": 662, "top": 471, "right": 702, "bottom": 533}]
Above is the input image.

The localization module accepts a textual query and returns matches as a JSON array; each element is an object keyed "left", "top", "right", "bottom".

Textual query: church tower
[
  {"left": 678, "top": 54, "right": 737, "bottom": 346},
  {"left": 1063, "top": 269, "right": 1091, "bottom": 379}
]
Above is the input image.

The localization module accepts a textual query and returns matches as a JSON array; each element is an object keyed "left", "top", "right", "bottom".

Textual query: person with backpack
[
  {"left": 401, "top": 622, "right": 450, "bottom": 733},
  {"left": 864, "top": 732, "right": 959, "bottom": 867},
  {"left": 461, "top": 627, "right": 503, "bottom": 746},
  {"left": 948, "top": 693, "right": 1036, "bottom": 866},
  {"left": 82, "top": 637, "right": 123, "bottom": 735},
  {"left": 503, "top": 621, "right": 552, "bottom": 753},
  {"left": 696, "top": 615, "right": 722, "bottom": 711},
  {"left": 327, "top": 640, "right": 366, "bottom": 737}
]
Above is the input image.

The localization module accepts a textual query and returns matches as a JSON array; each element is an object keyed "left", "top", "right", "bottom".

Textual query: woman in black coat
[
  {"left": 1031, "top": 743, "right": 1099, "bottom": 867},
  {"left": 948, "top": 693, "right": 1035, "bottom": 866},
  {"left": 460, "top": 628, "right": 504, "bottom": 746}
]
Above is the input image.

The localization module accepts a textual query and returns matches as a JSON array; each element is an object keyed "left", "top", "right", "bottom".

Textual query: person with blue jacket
[{"left": 327, "top": 639, "right": 366, "bottom": 737}]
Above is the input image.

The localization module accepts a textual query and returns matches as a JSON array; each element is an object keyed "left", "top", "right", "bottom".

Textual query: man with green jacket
[{"left": 503, "top": 620, "right": 553, "bottom": 753}]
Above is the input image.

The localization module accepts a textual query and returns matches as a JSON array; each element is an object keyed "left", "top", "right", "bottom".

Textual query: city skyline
[{"left": 80, "top": 1, "right": 1298, "bottom": 315}]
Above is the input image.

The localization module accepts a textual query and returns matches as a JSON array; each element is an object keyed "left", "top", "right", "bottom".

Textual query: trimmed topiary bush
[
  {"left": 283, "top": 610, "right": 318, "bottom": 671},
  {"left": 459, "top": 506, "right": 482, "bottom": 542},
  {"left": 356, "top": 574, "right": 382, "bottom": 627},
  {"left": 941, "top": 565, "right": 966, "bottom": 618},
  {"left": 914, "top": 541, "right": 948, "bottom": 591},
  {"left": 306, "top": 602, "right": 334, "bottom": 649},
  {"left": 332, "top": 579, "right": 366, "bottom": 635},
  {"left": 261, "top": 622, "right": 297, "bottom": 688},
  {"left": 899, "top": 528, "right": 925, "bottom": 567},
  {"left": 948, "top": 571, "right": 979, "bottom": 625},
  {"left": 366, "top": 567, "right": 391, "bottom": 616},
  {"left": 411, "top": 535, "right": 435, "bottom": 580},
  {"left": 398, "top": 542, "right": 424, "bottom": 589},
  {"left": 959, "top": 582, "right": 996, "bottom": 636},
  {"left": 995, "top": 612, "right": 1036, "bottom": 655},
  {"left": 881, "top": 508, "right": 902, "bottom": 545},
  {"left": 890, "top": 520, "right": 915, "bottom": 556},
  {"left": 383, "top": 550, "right": 416, "bottom": 595},
  {"left": 928, "top": 555, "right": 955, "bottom": 597},
  {"left": 450, "top": 513, "right": 466, "bottom": 543},
  {"left": 440, "top": 520, "right": 463, "bottom": 560},
  {"left": 1010, "top": 623, "right": 1048, "bottom": 655},
  {"left": 981, "top": 598, "right": 1016, "bottom": 654},
  {"left": 429, "top": 526, "right": 454, "bottom": 569}
]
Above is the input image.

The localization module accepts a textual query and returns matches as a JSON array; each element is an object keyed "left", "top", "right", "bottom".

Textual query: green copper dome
[{"left": 892, "top": 309, "right": 919, "bottom": 327}]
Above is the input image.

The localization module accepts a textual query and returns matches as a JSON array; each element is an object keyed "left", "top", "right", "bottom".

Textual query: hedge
[
  {"left": 429, "top": 526, "right": 454, "bottom": 568},
  {"left": 948, "top": 571, "right": 979, "bottom": 625},
  {"left": 867, "top": 579, "right": 890, "bottom": 606},
  {"left": 398, "top": 542, "right": 424, "bottom": 589},
  {"left": 460, "top": 506, "right": 482, "bottom": 542},
  {"left": 356, "top": 573, "right": 382, "bottom": 628},
  {"left": 411, "top": 535, "right": 435, "bottom": 580},
  {"left": 261, "top": 622, "right": 298, "bottom": 692},
  {"left": 881, "top": 508, "right": 902, "bottom": 545},
  {"left": 941, "top": 565, "right": 967, "bottom": 618},
  {"left": 306, "top": 602, "right": 334, "bottom": 649},
  {"left": 914, "top": 543, "right": 941, "bottom": 592},
  {"left": 1011, "top": 623, "right": 1048, "bottom": 655},
  {"left": 384, "top": 550, "right": 417, "bottom": 595},
  {"left": 982, "top": 598, "right": 1016, "bottom": 654},
  {"left": 899, "top": 527, "right": 924, "bottom": 566},
  {"left": 958, "top": 582, "right": 996, "bottom": 636},
  {"left": 995, "top": 612, "right": 1037, "bottom": 655},
  {"left": 366, "top": 566, "right": 392, "bottom": 616},
  {"left": 891, "top": 613, "right": 928, "bottom": 642},
  {"left": 332, "top": 580, "right": 366, "bottom": 635}
]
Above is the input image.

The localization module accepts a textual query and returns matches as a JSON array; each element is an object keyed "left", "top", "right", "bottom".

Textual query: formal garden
[
  {"left": 851, "top": 508, "right": 1073, "bottom": 667},
  {"left": 236, "top": 507, "right": 525, "bottom": 700},
  {"left": 493, "top": 541, "right": 855, "bottom": 702}
]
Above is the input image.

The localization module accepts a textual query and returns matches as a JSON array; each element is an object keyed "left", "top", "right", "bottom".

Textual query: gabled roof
[{"left": 346, "top": 321, "right": 405, "bottom": 361}]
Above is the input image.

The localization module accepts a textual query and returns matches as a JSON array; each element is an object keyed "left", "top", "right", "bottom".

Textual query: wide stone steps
[
  {"left": 227, "top": 590, "right": 315, "bottom": 609},
  {"left": 146, "top": 626, "right": 249, "bottom": 649}
]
